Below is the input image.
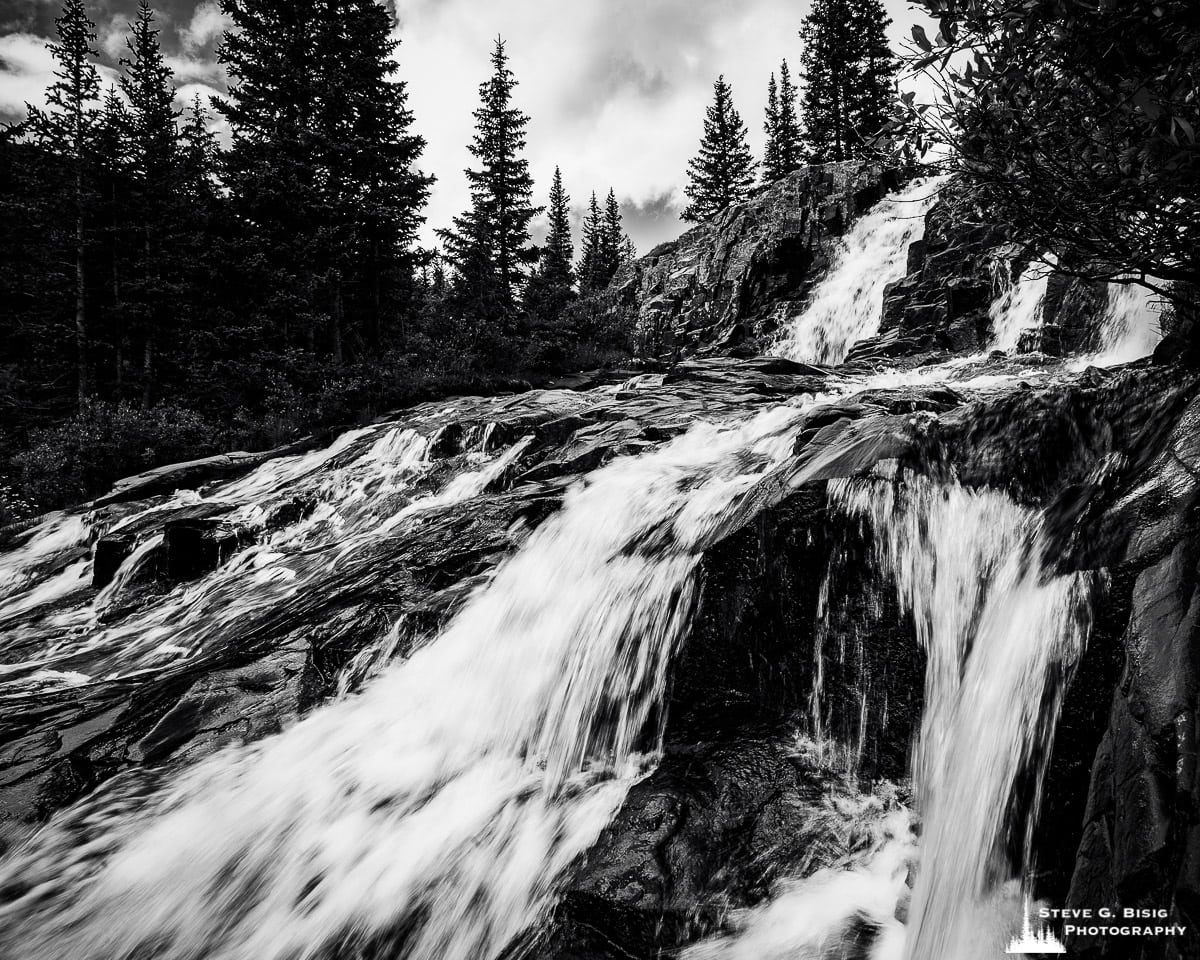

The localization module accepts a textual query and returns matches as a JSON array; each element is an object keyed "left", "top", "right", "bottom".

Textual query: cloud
[
  {"left": 0, "top": 31, "right": 54, "bottom": 118},
  {"left": 179, "top": 1, "right": 228, "bottom": 55}
]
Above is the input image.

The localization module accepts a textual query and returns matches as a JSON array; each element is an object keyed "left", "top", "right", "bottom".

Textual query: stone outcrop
[
  {"left": 849, "top": 178, "right": 1121, "bottom": 362},
  {"left": 604, "top": 162, "right": 903, "bottom": 357},
  {"left": 1059, "top": 391, "right": 1200, "bottom": 958}
]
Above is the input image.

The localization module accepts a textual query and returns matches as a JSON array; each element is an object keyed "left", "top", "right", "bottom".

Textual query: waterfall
[
  {"left": 987, "top": 254, "right": 1055, "bottom": 352},
  {"left": 0, "top": 401, "right": 826, "bottom": 960},
  {"left": 683, "top": 473, "right": 1094, "bottom": 960},
  {"left": 832, "top": 474, "right": 1094, "bottom": 960},
  {"left": 1092, "top": 280, "right": 1164, "bottom": 364},
  {"left": 0, "top": 170, "right": 1116, "bottom": 960},
  {"left": 773, "top": 177, "right": 945, "bottom": 364}
]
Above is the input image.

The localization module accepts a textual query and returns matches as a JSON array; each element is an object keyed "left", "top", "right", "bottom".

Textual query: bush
[{"left": 16, "top": 400, "right": 224, "bottom": 508}]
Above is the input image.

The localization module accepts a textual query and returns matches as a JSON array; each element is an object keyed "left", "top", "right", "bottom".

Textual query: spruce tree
[
  {"left": 799, "top": 0, "right": 898, "bottom": 162},
  {"left": 682, "top": 75, "right": 757, "bottom": 222},
  {"left": 440, "top": 37, "right": 539, "bottom": 332},
  {"left": 763, "top": 60, "right": 804, "bottom": 182},
  {"left": 525, "top": 165, "right": 576, "bottom": 326},
  {"left": 94, "top": 87, "right": 131, "bottom": 393},
  {"left": 849, "top": 0, "right": 898, "bottom": 152},
  {"left": 26, "top": 0, "right": 101, "bottom": 404},
  {"left": 577, "top": 191, "right": 606, "bottom": 292},
  {"left": 121, "top": 0, "right": 180, "bottom": 401},
  {"left": 601, "top": 189, "right": 623, "bottom": 282},
  {"left": 180, "top": 94, "right": 217, "bottom": 198},
  {"left": 542, "top": 167, "right": 574, "bottom": 288},
  {"left": 218, "top": 0, "right": 430, "bottom": 357}
]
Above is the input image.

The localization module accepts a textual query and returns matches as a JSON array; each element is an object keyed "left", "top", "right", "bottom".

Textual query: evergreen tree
[
  {"left": 120, "top": 0, "right": 180, "bottom": 401},
  {"left": 525, "top": 166, "right": 575, "bottom": 325},
  {"left": 94, "top": 86, "right": 131, "bottom": 393},
  {"left": 179, "top": 94, "right": 217, "bottom": 198},
  {"left": 217, "top": 0, "right": 430, "bottom": 358},
  {"left": 849, "top": 0, "right": 897, "bottom": 153},
  {"left": 619, "top": 235, "right": 637, "bottom": 265},
  {"left": 763, "top": 60, "right": 804, "bottom": 182},
  {"left": 315, "top": 0, "right": 432, "bottom": 354},
  {"left": 577, "top": 191, "right": 606, "bottom": 292},
  {"left": 440, "top": 37, "right": 539, "bottom": 332},
  {"left": 541, "top": 167, "right": 575, "bottom": 287},
  {"left": 26, "top": 0, "right": 101, "bottom": 404},
  {"left": 799, "top": 0, "right": 898, "bottom": 162},
  {"left": 682, "top": 75, "right": 757, "bottom": 222},
  {"left": 601, "top": 189, "right": 623, "bottom": 282}
]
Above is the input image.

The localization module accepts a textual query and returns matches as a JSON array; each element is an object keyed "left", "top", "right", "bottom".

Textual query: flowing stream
[{"left": 0, "top": 178, "right": 1164, "bottom": 960}]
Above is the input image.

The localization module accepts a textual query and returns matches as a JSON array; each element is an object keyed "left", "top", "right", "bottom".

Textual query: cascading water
[
  {"left": 0, "top": 178, "right": 1119, "bottom": 960},
  {"left": 833, "top": 475, "right": 1095, "bottom": 960},
  {"left": 684, "top": 473, "right": 1094, "bottom": 960},
  {"left": 0, "top": 401, "right": 837, "bottom": 960},
  {"left": 1092, "top": 280, "right": 1164, "bottom": 364},
  {"left": 773, "top": 177, "right": 945, "bottom": 364},
  {"left": 988, "top": 254, "right": 1056, "bottom": 352}
]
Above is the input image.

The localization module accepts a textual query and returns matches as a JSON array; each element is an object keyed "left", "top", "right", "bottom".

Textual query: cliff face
[{"left": 605, "top": 162, "right": 903, "bottom": 357}]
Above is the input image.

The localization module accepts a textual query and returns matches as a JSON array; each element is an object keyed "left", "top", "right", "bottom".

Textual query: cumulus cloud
[
  {"left": 179, "top": 1, "right": 228, "bottom": 54},
  {"left": 0, "top": 31, "right": 55, "bottom": 116}
]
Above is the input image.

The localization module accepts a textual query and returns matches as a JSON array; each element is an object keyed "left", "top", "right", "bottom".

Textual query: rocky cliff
[{"left": 604, "top": 162, "right": 903, "bottom": 357}]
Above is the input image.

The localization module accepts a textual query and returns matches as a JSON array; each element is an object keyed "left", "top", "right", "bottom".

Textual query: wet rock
[
  {"left": 91, "top": 535, "right": 135, "bottom": 589},
  {"left": 163, "top": 519, "right": 253, "bottom": 581},
  {"left": 601, "top": 162, "right": 903, "bottom": 357}
]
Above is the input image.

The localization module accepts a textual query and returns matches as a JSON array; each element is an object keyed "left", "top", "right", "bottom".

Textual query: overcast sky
[{"left": 0, "top": 0, "right": 927, "bottom": 253}]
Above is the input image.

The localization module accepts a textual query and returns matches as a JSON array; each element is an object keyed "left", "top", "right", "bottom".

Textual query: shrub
[{"left": 16, "top": 400, "right": 223, "bottom": 508}]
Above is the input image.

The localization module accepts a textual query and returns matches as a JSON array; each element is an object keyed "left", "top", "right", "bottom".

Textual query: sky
[{"left": 0, "top": 0, "right": 929, "bottom": 253}]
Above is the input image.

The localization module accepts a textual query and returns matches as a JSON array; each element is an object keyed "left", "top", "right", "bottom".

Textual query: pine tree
[
  {"left": 217, "top": 0, "right": 430, "bottom": 357},
  {"left": 94, "top": 86, "right": 131, "bottom": 393},
  {"left": 179, "top": 94, "right": 217, "bottom": 198},
  {"left": 315, "top": 0, "right": 432, "bottom": 354},
  {"left": 542, "top": 167, "right": 574, "bottom": 287},
  {"left": 577, "top": 191, "right": 606, "bottom": 292},
  {"left": 682, "top": 75, "right": 757, "bottom": 222},
  {"left": 764, "top": 60, "right": 804, "bottom": 183},
  {"left": 799, "top": 0, "right": 898, "bottom": 162},
  {"left": 525, "top": 166, "right": 575, "bottom": 326},
  {"left": 440, "top": 37, "right": 539, "bottom": 332},
  {"left": 26, "top": 0, "right": 101, "bottom": 404},
  {"left": 849, "top": 0, "right": 898, "bottom": 152},
  {"left": 121, "top": 0, "right": 180, "bottom": 402},
  {"left": 601, "top": 189, "right": 623, "bottom": 282}
]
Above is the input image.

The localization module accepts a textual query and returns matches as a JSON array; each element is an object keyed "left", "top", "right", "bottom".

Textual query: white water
[
  {"left": 683, "top": 796, "right": 915, "bottom": 960},
  {"left": 0, "top": 401, "right": 835, "bottom": 960},
  {"left": 1092, "top": 280, "right": 1164, "bottom": 364},
  {"left": 0, "top": 183, "right": 1110, "bottom": 960},
  {"left": 988, "top": 254, "right": 1055, "bottom": 352},
  {"left": 774, "top": 177, "right": 945, "bottom": 364},
  {"left": 832, "top": 474, "right": 1093, "bottom": 960}
]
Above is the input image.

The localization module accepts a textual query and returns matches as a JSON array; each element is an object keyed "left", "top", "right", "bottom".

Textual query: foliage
[
  {"left": 525, "top": 166, "right": 576, "bottom": 326},
  {"left": 683, "top": 75, "right": 757, "bottom": 222},
  {"left": 439, "top": 37, "right": 540, "bottom": 331},
  {"left": 15, "top": 400, "right": 222, "bottom": 507},
  {"left": 799, "top": 0, "right": 898, "bottom": 162},
  {"left": 763, "top": 61, "right": 805, "bottom": 182},
  {"left": 897, "top": 0, "right": 1200, "bottom": 294}
]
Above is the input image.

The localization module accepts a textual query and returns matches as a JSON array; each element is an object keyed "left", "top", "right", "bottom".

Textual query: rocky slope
[
  {"left": 603, "top": 161, "right": 903, "bottom": 356},
  {"left": 1, "top": 165, "right": 1199, "bottom": 959}
]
